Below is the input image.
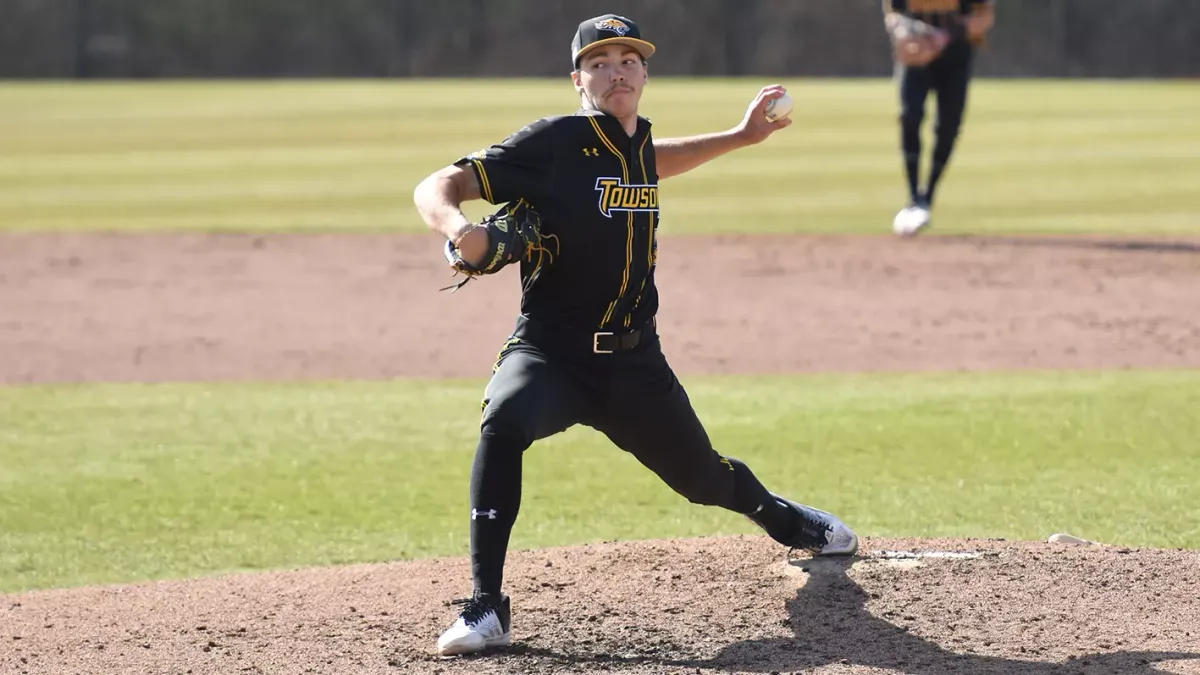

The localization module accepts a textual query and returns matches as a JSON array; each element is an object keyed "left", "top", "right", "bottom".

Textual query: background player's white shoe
[
  {"left": 893, "top": 203, "right": 932, "bottom": 237},
  {"left": 437, "top": 593, "right": 511, "bottom": 656}
]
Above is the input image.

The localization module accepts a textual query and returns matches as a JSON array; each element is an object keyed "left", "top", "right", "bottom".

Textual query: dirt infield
[
  {"left": 3, "top": 232, "right": 1200, "bottom": 384},
  {"left": 5, "top": 537, "right": 1199, "bottom": 675},
  {"left": 3, "top": 232, "right": 1200, "bottom": 674}
]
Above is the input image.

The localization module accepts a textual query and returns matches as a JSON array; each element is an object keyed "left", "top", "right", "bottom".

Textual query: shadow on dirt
[
  {"left": 934, "top": 235, "right": 1200, "bottom": 255},
  {"left": 703, "top": 556, "right": 1198, "bottom": 674},
  {"left": 505, "top": 556, "right": 1198, "bottom": 674}
]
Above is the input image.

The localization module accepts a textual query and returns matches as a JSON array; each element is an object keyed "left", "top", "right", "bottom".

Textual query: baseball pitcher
[{"left": 413, "top": 12, "right": 859, "bottom": 658}]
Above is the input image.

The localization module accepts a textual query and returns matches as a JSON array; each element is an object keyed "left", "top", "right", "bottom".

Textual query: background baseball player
[
  {"left": 412, "top": 13, "right": 858, "bottom": 658},
  {"left": 886, "top": 0, "right": 996, "bottom": 236}
]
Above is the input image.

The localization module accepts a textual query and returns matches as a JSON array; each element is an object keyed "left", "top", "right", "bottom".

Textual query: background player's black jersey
[{"left": 457, "top": 111, "right": 660, "bottom": 332}]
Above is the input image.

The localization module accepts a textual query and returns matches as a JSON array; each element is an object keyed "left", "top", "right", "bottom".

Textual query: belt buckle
[{"left": 593, "top": 331, "right": 614, "bottom": 354}]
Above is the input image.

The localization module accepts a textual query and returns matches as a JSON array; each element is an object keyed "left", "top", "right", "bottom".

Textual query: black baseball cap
[{"left": 571, "top": 14, "right": 656, "bottom": 69}]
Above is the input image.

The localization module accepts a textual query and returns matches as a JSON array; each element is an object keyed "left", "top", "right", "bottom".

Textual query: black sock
[
  {"left": 904, "top": 154, "right": 921, "bottom": 204},
  {"left": 901, "top": 113, "right": 924, "bottom": 204},
  {"left": 724, "top": 457, "right": 798, "bottom": 543},
  {"left": 469, "top": 426, "right": 524, "bottom": 597},
  {"left": 927, "top": 127, "right": 961, "bottom": 206},
  {"left": 903, "top": 147, "right": 921, "bottom": 204},
  {"left": 925, "top": 157, "right": 946, "bottom": 206},
  {"left": 747, "top": 495, "right": 800, "bottom": 545}
]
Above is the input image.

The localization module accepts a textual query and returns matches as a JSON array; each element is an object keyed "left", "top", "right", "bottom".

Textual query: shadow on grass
[{"left": 934, "top": 234, "right": 1200, "bottom": 255}]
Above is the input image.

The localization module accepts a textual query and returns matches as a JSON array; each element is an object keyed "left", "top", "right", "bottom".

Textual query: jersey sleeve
[{"left": 455, "top": 118, "right": 555, "bottom": 205}]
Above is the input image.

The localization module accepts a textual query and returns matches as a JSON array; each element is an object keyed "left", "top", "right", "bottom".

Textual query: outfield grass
[
  {"left": 2, "top": 370, "right": 1198, "bottom": 592},
  {"left": 1, "top": 79, "right": 1198, "bottom": 235}
]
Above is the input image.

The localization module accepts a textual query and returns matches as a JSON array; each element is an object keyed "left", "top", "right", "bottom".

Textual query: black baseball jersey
[
  {"left": 890, "top": 0, "right": 988, "bottom": 36},
  {"left": 456, "top": 110, "right": 659, "bottom": 332}
]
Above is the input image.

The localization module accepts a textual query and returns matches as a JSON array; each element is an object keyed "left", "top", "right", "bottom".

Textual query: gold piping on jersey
[
  {"left": 588, "top": 116, "right": 635, "bottom": 328},
  {"left": 586, "top": 116, "right": 629, "bottom": 179},
  {"left": 609, "top": 211, "right": 632, "bottom": 326},
  {"left": 640, "top": 133, "right": 654, "bottom": 269},
  {"left": 622, "top": 132, "right": 655, "bottom": 328},
  {"left": 472, "top": 158, "right": 495, "bottom": 203}
]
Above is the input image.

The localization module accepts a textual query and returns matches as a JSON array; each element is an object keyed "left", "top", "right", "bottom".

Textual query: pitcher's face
[{"left": 572, "top": 45, "right": 647, "bottom": 118}]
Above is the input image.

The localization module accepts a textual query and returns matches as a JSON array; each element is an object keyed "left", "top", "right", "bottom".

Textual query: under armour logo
[
  {"left": 582, "top": 147, "right": 599, "bottom": 157},
  {"left": 471, "top": 509, "right": 498, "bottom": 520}
]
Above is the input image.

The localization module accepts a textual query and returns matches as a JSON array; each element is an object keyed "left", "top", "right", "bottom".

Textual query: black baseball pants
[
  {"left": 897, "top": 40, "right": 975, "bottom": 206},
  {"left": 465, "top": 317, "right": 798, "bottom": 598}
]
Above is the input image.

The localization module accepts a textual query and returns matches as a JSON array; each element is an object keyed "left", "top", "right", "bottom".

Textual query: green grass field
[
  {"left": 1, "top": 79, "right": 1198, "bottom": 235},
  {"left": 2, "top": 80, "right": 1198, "bottom": 594},
  {"left": 3, "top": 372, "right": 1199, "bottom": 592}
]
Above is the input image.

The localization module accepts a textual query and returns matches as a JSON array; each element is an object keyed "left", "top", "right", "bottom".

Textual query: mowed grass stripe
[
  {"left": 1, "top": 370, "right": 1197, "bottom": 592},
  {"left": 1, "top": 79, "right": 1198, "bottom": 235}
]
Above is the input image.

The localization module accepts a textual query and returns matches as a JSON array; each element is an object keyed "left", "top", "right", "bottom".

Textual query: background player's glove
[
  {"left": 886, "top": 14, "right": 950, "bottom": 67},
  {"left": 441, "top": 201, "right": 558, "bottom": 293}
]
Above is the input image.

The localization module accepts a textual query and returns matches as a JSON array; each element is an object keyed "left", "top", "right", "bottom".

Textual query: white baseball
[{"left": 765, "top": 92, "right": 794, "bottom": 122}]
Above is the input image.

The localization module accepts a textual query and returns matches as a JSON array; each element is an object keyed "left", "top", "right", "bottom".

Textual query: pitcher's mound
[{"left": 5, "top": 536, "right": 1199, "bottom": 675}]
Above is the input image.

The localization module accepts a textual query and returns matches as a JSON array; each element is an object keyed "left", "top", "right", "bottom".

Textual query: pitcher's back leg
[
  {"left": 590, "top": 352, "right": 795, "bottom": 536},
  {"left": 591, "top": 350, "right": 857, "bottom": 556}
]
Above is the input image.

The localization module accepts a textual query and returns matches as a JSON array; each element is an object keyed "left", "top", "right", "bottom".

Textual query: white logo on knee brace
[{"left": 471, "top": 509, "right": 498, "bottom": 520}]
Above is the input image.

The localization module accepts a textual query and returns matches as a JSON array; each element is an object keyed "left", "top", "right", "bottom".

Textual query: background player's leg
[
  {"left": 898, "top": 62, "right": 933, "bottom": 205},
  {"left": 925, "top": 44, "right": 974, "bottom": 206}
]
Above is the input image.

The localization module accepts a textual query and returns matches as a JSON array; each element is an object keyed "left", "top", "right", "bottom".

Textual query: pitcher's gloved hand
[{"left": 442, "top": 201, "right": 559, "bottom": 293}]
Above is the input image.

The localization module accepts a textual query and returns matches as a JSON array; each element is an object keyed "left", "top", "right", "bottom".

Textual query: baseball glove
[
  {"left": 887, "top": 14, "right": 950, "bottom": 67},
  {"left": 441, "top": 200, "right": 558, "bottom": 293}
]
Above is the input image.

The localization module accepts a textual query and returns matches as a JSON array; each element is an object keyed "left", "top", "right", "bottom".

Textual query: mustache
[{"left": 606, "top": 84, "right": 634, "bottom": 96}]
